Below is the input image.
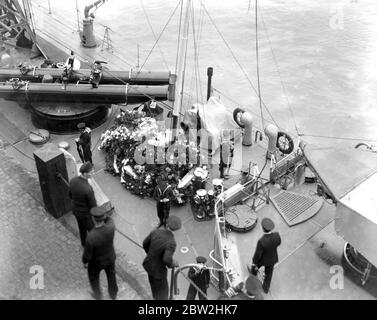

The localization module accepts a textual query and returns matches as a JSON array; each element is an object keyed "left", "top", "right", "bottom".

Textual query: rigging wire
[
  {"left": 212, "top": 87, "right": 271, "bottom": 130},
  {"left": 198, "top": 0, "right": 279, "bottom": 128},
  {"left": 138, "top": 0, "right": 181, "bottom": 74},
  {"left": 32, "top": 2, "right": 139, "bottom": 61},
  {"left": 298, "top": 134, "right": 377, "bottom": 143},
  {"left": 254, "top": 0, "right": 265, "bottom": 129},
  {"left": 139, "top": 0, "right": 170, "bottom": 70},
  {"left": 174, "top": 0, "right": 184, "bottom": 81},
  {"left": 188, "top": 0, "right": 205, "bottom": 114},
  {"left": 75, "top": 0, "right": 80, "bottom": 32},
  {"left": 259, "top": 5, "right": 300, "bottom": 136},
  {"left": 35, "top": 27, "right": 181, "bottom": 117}
]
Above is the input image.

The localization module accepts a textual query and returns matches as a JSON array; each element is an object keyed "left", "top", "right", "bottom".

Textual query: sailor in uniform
[
  {"left": 142, "top": 216, "right": 181, "bottom": 300},
  {"left": 186, "top": 256, "right": 211, "bottom": 300},
  {"left": 76, "top": 122, "right": 93, "bottom": 164},
  {"left": 82, "top": 205, "right": 118, "bottom": 300},
  {"left": 69, "top": 162, "right": 96, "bottom": 246},
  {"left": 249, "top": 218, "right": 281, "bottom": 294},
  {"left": 153, "top": 176, "right": 174, "bottom": 227}
]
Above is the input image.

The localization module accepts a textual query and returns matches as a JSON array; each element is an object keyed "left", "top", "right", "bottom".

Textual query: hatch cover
[{"left": 270, "top": 190, "right": 323, "bottom": 226}]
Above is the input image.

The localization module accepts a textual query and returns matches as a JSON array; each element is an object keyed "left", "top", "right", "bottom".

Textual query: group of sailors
[{"left": 67, "top": 118, "right": 280, "bottom": 300}]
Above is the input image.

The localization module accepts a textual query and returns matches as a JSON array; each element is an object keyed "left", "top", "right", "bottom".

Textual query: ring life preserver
[
  {"left": 233, "top": 107, "right": 245, "bottom": 128},
  {"left": 276, "top": 131, "right": 294, "bottom": 154}
]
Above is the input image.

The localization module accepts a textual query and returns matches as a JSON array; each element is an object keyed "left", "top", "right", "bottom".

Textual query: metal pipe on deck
[
  {"left": 0, "top": 68, "right": 172, "bottom": 85},
  {"left": 0, "top": 82, "right": 171, "bottom": 104}
]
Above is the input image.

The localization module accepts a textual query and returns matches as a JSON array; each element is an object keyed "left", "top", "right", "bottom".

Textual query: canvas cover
[{"left": 181, "top": 96, "right": 238, "bottom": 152}]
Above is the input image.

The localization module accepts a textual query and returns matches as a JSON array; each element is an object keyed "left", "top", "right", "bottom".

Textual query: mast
[{"left": 171, "top": 0, "right": 191, "bottom": 139}]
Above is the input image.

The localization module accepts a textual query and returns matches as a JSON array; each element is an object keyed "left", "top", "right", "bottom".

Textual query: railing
[
  {"left": 208, "top": 187, "right": 233, "bottom": 292},
  {"left": 170, "top": 264, "right": 225, "bottom": 300}
]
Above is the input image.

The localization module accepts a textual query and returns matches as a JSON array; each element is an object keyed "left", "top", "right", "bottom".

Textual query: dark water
[{"left": 33, "top": 0, "right": 377, "bottom": 147}]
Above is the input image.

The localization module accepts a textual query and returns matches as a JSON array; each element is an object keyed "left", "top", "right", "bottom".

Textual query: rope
[
  {"left": 189, "top": 0, "right": 205, "bottom": 117},
  {"left": 255, "top": 0, "right": 264, "bottom": 129},
  {"left": 298, "top": 133, "right": 377, "bottom": 143},
  {"left": 138, "top": 0, "right": 181, "bottom": 74},
  {"left": 33, "top": 4, "right": 137, "bottom": 64},
  {"left": 259, "top": 6, "right": 300, "bottom": 136},
  {"left": 0, "top": 135, "right": 38, "bottom": 173},
  {"left": 90, "top": 104, "right": 118, "bottom": 153},
  {"left": 175, "top": 0, "right": 184, "bottom": 80},
  {"left": 75, "top": 0, "right": 80, "bottom": 32},
  {"left": 139, "top": 0, "right": 170, "bottom": 70},
  {"left": 34, "top": 27, "right": 181, "bottom": 115},
  {"left": 199, "top": 0, "right": 279, "bottom": 128}
]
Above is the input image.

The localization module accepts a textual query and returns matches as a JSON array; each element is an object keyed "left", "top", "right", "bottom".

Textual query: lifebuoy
[
  {"left": 276, "top": 131, "right": 294, "bottom": 154},
  {"left": 233, "top": 107, "right": 245, "bottom": 128}
]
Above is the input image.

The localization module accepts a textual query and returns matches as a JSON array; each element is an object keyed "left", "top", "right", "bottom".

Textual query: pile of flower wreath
[{"left": 99, "top": 109, "right": 200, "bottom": 201}]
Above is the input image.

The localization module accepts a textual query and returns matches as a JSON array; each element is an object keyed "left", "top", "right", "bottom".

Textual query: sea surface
[{"left": 31, "top": 0, "right": 377, "bottom": 148}]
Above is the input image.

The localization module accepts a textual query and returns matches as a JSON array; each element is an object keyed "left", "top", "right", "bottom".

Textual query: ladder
[{"left": 101, "top": 25, "right": 113, "bottom": 52}]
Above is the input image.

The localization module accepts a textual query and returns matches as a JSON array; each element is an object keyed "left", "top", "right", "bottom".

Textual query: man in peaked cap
[
  {"left": 249, "top": 217, "right": 281, "bottom": 294},
  {"left": 76, "top": 122, "right": 93, "bottom": 164},
  {"left": 82, "top": 205, "right": 118, "bottom": 300},
  {"left": 142, "top": 215, "right": 181, "bottom": 300},
  {"left": 186, "top": 256, "right": 211, "bottom": 300},
  {"left": 69, "top": 162, "right": 96, "bottom": 246}
]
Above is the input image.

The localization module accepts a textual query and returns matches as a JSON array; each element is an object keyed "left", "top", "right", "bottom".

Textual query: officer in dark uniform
[
  {"left": 153, "top": 176, "right": 174, "bottom": 227},
  {"left": 69, "top": 162, "right": 96, "bottom": 246},
  {"left": 142, "top": 215, "right": 181, "bottom": 300},
  {"left": 249, "top": 218, "right": 281, "bottom": 293},
  {"left": 82, "top": 205, "right": 118, "bottom": 300},
  {"left": 186, "top": 256, "right": 210, "bottom": 300},
  {"left": 76, "top": 122, "right": 93, "bottom": 164}
]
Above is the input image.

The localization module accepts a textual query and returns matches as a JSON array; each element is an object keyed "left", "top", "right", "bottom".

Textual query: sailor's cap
[
  {"left": 196, "top": 256, "right": 207, "bottom": 264},
  {"left": 166, "top": 216, "right": 181, "bottom": 231},
  {"left": 79, "top": 162, "right": 93, "bottom": 174},
  {"left": 90, "top": 206, "right": 107, "bottom": 220},
  {"left": 261, "top": 218, "right": 274, "bottom": 232}
]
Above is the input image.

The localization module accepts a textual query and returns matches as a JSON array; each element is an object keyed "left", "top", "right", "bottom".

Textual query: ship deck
[
  {"left": 1, "top": 96, "right": 377, "bottom": 299},
  {"left": 0, "top": 1, "right": 376, "bottom": 300}
]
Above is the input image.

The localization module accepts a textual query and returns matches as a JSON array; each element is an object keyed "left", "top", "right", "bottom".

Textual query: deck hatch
[{"left": 271, "top": 190, "right": 323, "bottom": 226}]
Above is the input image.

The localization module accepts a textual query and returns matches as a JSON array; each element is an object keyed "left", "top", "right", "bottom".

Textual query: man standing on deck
[
  {"left": 186, "top": 256, "right": 210, "bottom": 300},
  {"left": 69, "top": 162, "right": 96, "bottom": 246},
  {"left": 76, "top": 122, "right": 93, "bottom": 164},
  {"left": 83, "top": 205, "right": 118, "bottom": 300},
  {"left": 142, "top": 215, "right": 181, "bottom": 300},
  {"left": 219, "top": 129, "right": 235, "bottom": 179},
  {"left": 249, "top": 218, "right": 281, "bottom": 294},
  {"left": 153, "top": 175, "right": 174, "bottom": 227}
]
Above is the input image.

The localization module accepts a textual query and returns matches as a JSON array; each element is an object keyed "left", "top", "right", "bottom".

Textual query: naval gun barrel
[
  {"left": 0, "top": 82, "right": 173, "bottom": 104},
  {"left": 0, "top": 68, "right": 172, "bottom": 85}
]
